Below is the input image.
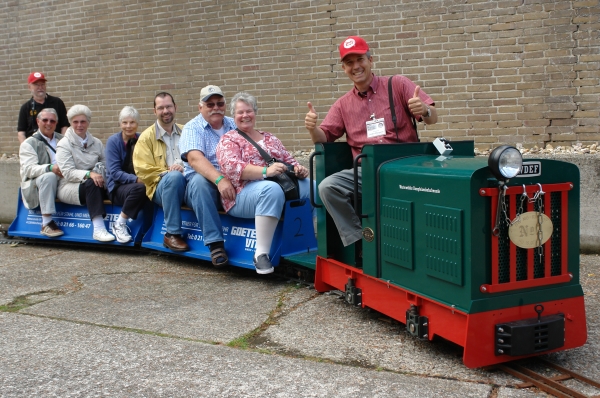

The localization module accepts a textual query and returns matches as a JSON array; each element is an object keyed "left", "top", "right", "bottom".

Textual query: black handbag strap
[
  {"left": 388, "top": 75, "right": 418, "bottom": 142},
  {"left": 235, "top": 128, "right": 275, "bottom": 164},
  {"left": 34, "top": 132, "right": 57, "bottom": 153}
]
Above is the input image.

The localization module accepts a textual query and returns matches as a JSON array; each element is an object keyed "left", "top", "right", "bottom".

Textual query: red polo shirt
[{"left": 320, "top": 74, "right": 434, "bottom": 158}]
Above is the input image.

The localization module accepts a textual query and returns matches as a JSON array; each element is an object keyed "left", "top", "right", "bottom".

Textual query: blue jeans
[
  {"left": 227, "top": 177, "right": 312, "bottom": 219},
  {"left": 152, "top": 171, "right": 187, "bottom": 235},
  {"left": 184, "top": 173, "right": 224, "bottom": 245}
]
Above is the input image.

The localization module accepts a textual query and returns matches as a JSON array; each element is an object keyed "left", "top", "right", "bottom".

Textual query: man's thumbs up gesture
[
  {"left": 305, "top": 102, "right": 318, "bottom": 132},
  {"left": 408, "top": 85, "right": 428, "bottom": 117},
  {"left": 304, "top": 102, "right": 327, "bottom": 143}
]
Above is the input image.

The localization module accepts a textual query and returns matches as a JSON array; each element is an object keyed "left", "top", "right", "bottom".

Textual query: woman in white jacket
[{"left": 56, "top": 105, "right": 115, "bottom": 242}]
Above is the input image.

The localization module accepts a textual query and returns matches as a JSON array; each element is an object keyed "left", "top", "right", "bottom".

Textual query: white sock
[
  {"left": 92, "top": 216, "right": 106, "bottom": 232},
  {"left": 117, "top": 215, "right": 127, "bottom": 225},
  {"left": 255, "top": 215, "right": 279, "bottom": 257},
  {"left": 42, "top": 215, "right": 53, "bottom": 226}
]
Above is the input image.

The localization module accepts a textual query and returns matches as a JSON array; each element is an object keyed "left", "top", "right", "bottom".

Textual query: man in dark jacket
[{"left": 17, "top": 72, "right": 69, "bottom": 144}]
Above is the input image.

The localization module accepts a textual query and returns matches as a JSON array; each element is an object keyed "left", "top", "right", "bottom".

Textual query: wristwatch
[{"left": 424, "top": 105, "right": 431, "bottom": 118}]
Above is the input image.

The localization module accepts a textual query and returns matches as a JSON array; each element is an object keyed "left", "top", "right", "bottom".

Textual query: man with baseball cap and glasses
[
  {"left": 19, "top": 108, "right": 65, "bottom": 237},
  {"left": 17, "top": 72, "right": 69, "bottom": 144},
  {"left": 304, "top": 36, "right": 438, "bottom": 262},
  {"left": 179, "top": 85, "right": 237, "bottom": 267}
]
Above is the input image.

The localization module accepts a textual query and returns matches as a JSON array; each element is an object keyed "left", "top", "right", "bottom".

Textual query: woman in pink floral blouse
[{"left": 216, "top": 92, "right": 311, "bottom": 275}]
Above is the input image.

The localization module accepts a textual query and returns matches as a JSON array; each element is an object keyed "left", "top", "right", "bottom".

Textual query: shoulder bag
[{"left": 235, "top": 129, "right": 300, "bottom": 201}]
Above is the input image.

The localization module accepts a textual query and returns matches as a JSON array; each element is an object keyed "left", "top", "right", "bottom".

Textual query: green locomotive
[{"left": 305, "top": 140, "right": 586, "bottom": 368}]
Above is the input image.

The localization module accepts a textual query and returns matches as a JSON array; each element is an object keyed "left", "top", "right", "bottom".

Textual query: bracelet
[
  {"left": 48, "top": 164, "right": 53, "bottom": 172},
  {"left": 262, "top": 166, "right": 267, "bottom": 179},
  {"left": 85, "top": 171, "right": 91, "bottom": 179},
  {"left": 215, "top": 175, "right": 224, "bottom": 185}
]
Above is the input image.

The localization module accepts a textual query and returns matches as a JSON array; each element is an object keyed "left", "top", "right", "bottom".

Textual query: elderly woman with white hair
[
  {"left": 104, "top": 106, "right": 148, "bottom": 243},
  {"left": 56, "top": 104, "right": 115, "bottom": 242}
]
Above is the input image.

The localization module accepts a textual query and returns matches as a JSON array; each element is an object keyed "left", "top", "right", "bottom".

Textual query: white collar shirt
[
  {"left": 156, "top": 122, "right": 182, "bottom": 167},
  {"left": 39, "top": 130, "right": 58, "bottom": 164}
]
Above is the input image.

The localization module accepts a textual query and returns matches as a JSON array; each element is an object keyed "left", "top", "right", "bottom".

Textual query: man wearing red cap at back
[
  {"left": 17, "top": 72, "right": 69, "bottom": 144},
  {"left": 304, "top": 36, "right": 438, "bottom": 260}
]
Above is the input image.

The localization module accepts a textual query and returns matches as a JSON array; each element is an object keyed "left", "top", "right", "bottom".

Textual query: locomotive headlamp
[{"left": 488, "top": 145, "right": 522, "bottom": 180}]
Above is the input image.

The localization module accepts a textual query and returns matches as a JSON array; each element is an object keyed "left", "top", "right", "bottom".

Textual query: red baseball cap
[
  {"left": 28, "top": 72, "right": 47, "bottom": 84},
  {"left": 339, "top": 36, "right": 370, "bottom": 60}
]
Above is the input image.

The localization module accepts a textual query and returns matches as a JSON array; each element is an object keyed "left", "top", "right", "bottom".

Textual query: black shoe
[
  {"left": 253, "top": 254, "right": 274, "bottom": 275},
  {"left": 209, "top": 246, "right": 229, "bottom": 268}
]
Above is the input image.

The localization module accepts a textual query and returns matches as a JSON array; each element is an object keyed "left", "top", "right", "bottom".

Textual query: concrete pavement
[{"left": 0, "top": 241, "right": 598, "bottom": 397}]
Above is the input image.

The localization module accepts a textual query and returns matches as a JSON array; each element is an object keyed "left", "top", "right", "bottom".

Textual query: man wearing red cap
[
  {"left": 304, "top": 36, "right": 438, "bottom": 252},
  {"left": 17, "top": 72, "right": 69, "bottom": 144}
]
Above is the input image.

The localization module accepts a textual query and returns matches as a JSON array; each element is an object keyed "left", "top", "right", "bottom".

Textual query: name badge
[{"left": 366, "top": 118, "right": 386, "bottom": 138}]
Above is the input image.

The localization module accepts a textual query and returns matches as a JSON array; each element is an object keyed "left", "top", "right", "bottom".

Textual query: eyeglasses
[
  {"left": 205, "top": 101, "right": 225, "bottom": 108},
  {"left": 40, "top": 119, "right": 57, "bottom": 124}
]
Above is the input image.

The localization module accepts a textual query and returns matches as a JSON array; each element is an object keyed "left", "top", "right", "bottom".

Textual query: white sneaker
[
  {"left": 112, "top": 222, "right": 132, "bottom": 243},
  {"left": 93, "top": 228, "right": 115, "bottom": 242}
]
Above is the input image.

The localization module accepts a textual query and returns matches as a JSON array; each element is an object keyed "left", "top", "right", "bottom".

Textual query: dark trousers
[
  {"left": 109, "top": 183, "right": 148, "bottom": 219},
  {"left": 78, "top": 179, "right": 108, "bottom": 220}
]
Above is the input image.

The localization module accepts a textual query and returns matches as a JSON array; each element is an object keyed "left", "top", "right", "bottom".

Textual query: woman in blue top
[{"left": 105, "top": 106, "right": 148, "bottom": 243}]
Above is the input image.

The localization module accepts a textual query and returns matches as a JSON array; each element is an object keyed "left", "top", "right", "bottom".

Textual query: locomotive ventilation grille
[
  {"left": 381, "top": 198, "right": 414, "bottom": 270},
  {"left": 498, "top": 192, "right": 562, "bottom": 283},
  {"left": 480, "top": 183, "right": 573, "bottom": 294}
]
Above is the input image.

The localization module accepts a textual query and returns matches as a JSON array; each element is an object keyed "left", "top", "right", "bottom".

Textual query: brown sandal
[{"left": 210, "top": 247, "right": 229, "bottom": 268}]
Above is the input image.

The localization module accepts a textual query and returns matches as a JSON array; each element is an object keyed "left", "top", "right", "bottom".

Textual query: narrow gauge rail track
[{"left": 497, "top": 358, "right": 600, "bottom": 398}]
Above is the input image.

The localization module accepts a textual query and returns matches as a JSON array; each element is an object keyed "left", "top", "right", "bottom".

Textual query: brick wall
[{"left": 1, "top": 0, "right": 598, "bottom": 155}]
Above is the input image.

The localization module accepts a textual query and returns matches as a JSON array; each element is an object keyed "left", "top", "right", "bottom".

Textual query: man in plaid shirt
[{"left": 180, "top": 85, "right": 237, "bottom": 268}]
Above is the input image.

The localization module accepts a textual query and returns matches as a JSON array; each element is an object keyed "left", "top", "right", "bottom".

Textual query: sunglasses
[
  {"left": 205, "top": 101, "right": 225, "bottom": 108},
  {"left": 41, "top": 118, "right": 57, "bottom": 124}
]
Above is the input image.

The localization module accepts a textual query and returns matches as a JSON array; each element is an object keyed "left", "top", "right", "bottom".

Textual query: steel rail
[
  {"left": 539, "top": 358, "right": 600, "bottom": 391},
  {"left": 497, "top": 359, "right": 600, "bottom": 398}
]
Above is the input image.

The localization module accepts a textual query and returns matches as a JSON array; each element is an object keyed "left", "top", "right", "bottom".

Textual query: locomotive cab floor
[{"left": 282, "top": 250, "right": 317, "bottom": 268}]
